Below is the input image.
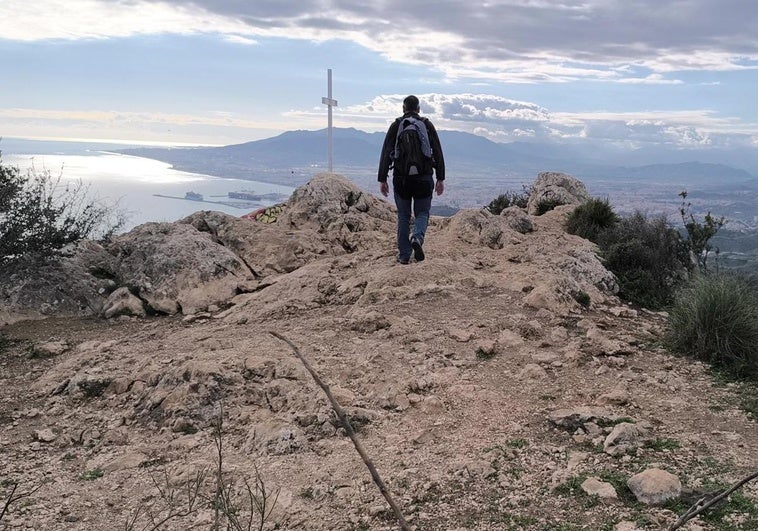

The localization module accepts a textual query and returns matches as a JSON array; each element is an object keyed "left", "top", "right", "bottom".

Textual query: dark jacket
[{"left": 377, "top": 112, "right": 445, "bottom": 182}]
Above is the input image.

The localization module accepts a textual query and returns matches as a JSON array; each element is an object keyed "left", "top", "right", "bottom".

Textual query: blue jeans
[{"left": 393, "top": 175, "right": 434, "bottom": 261}]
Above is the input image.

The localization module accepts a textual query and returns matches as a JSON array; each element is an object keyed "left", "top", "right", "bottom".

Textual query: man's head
[{"left": 403, "top": 95, "right": 420, "bottom": 113}]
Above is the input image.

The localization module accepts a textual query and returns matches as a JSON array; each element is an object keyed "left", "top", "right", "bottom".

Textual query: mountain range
[{"left": 121, "top": 127, "right": 758, "bottom": 190}]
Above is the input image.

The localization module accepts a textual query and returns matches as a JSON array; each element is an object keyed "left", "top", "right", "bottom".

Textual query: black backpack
[{"left": 392, "top": 116, "right": 432, "bottom": 177}]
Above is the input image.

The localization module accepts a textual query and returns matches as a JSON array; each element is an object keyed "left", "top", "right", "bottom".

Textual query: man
[{"left": 378, "top": 95, "right": 445, "bottom": 264}]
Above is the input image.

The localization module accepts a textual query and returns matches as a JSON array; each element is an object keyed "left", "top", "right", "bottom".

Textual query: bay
[{"left": 3, "top": 142, "right": 294, "bottom": 233}]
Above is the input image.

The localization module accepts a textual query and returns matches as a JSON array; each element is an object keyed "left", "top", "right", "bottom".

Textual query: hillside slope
[{"left": 0, "top": 174, "right": 755, "bottom": 530}]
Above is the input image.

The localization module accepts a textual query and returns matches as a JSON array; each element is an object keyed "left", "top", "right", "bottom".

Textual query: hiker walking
[{"left": 378, "top": 95, "right": 445, "bottom": 264}]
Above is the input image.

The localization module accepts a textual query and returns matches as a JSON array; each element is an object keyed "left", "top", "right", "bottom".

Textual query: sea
[{"left": 1, "top": 138, "right": 295, "bottom": 232}]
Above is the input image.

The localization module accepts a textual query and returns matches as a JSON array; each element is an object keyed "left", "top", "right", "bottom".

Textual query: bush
[
  {"left": 0, "top": 156, "right": 123, "bottom": 266},
  {"left": 666, "top": 274, "right": 758, "bottom": 380},
  {"left": 485, "top": 186, "right": 530, "bottom": 215},
  {"left": 565, "top": 197, "right": 619, "bottom": 242},
  {"left": 597, "top": 211, "right": 691, "bottom": 309}
]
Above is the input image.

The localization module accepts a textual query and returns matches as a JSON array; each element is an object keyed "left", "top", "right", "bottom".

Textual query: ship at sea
[{"left": 185, "top": 191, "right": 203, "bottom": 201}]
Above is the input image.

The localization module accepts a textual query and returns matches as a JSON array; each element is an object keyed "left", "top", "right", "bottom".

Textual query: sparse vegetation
[
  {"left": 535, "top": 198, "right": 565, "bottom": 215},
  {"left": 666, "top": 273, "right": 758, "bottom": 380},
  {"left": 679, "top": 190, "right": 725, "bottom": 274},
  {"left": 645, "top": 437, "right": 681, "bottom": 451},
  {"left": 81, "top": 468, "right": 104, "bottom": 481},
  {"left": 124, "top": 406, "right": 279, "bottom": 531},
  {"left": 0, "top": 156, "right": 124, "bottom": 267},
  {"left": 571, "top": 290, "right": 591, "bottom": 308},
  {"left": 0, "top": 334, "right": 18, "bottom": 356},
  {"left": 565, "top": 197, "right": 619, "bottom": 242},
  {"left": 476, "top": 346, "right": 497, "bottom": 360},
  {"left": 485, "top": 186, "right": 530, "bottom": 215}
]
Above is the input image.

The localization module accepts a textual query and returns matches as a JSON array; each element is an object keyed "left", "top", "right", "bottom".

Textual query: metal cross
[{"left": 321, "top": 68, "right": 338, "bottom": 172}]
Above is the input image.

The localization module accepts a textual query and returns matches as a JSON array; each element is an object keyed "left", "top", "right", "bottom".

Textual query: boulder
[
  {"left": 627, "top": 468, "right": 682, "bottom": 505},
  {"left": 108, "top": 222, "right": 251, "bottom": 314},
  {"left": 603, "top": 422, "right": 649, "bottom": 456},
  {"left": 101, "top": 287, "right": 145, "bottom": 319},
  {"left": 527, "top": 172, "right": 590, "bottom": 215}
]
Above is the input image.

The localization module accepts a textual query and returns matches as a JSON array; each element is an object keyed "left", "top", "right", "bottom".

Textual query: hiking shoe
[
  {"left": 397, "top": 257, "right": 410, "bottom": 265},
  {"left": 411, "top": 237, "right": 425, "bottom": 262}
]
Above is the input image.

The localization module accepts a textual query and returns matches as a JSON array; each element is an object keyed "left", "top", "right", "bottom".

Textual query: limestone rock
[
  {"left": 102, "top": 451, "right": 149, "bottom": 473},
  {"left": 596, "top": 388, "right": 631, "bottom": 406},
  {"left": 109, "top": 221, "right": 250, "bottom": 314},
  {"left": 34, "top": 340, "right": 69, "bottom": 357},
  {"left": 519, "top": 363, "right": 549, "bottom": 380},
  {"left": 526, "top": 171, "right": 590, "bottom": 215},
  {"left": 581, "top": 477, "right": 618, "bottom": 500},
  {"left": 446, "top": 210, "right": 522, "bottom": 250},
  {"left": 102, "top": 287, "right": 146, "bottom": 319},
  {"left": 604, "top": 422, "right": 649, "bottom": 456},
  {"left": 615, "top": 522, "right": 642, "bottom": 531},
  {"left": 33, "top": 429, "right": 57, "bottom": 443},
  {"left": 500, "top": 206, "right": 534, "bottom": 234},
  {"left": 627, "top": 468, "right": 682, "bottom": 505},
  {"left": 548, "top": 407, "right": 615, "bottom": 431}
]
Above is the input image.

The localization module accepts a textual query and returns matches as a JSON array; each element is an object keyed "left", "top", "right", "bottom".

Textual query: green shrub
[
  {"left": 597, "top": 212, "right": 691, "bottom": 309},
  {"left": 571, "top": 290, "right": 591, "bottom": 308},
  {"left": 485, "top": 187, "right": 530, "bottom": 215},
  {"left": 0, "top": 156, "right": 124, "bottom": 266},
  {"left": 666, "top": 273, "right": 758, "bottom": 380},
  {"left": 565, "top": 198, "right": 619, "bottom": 242}
]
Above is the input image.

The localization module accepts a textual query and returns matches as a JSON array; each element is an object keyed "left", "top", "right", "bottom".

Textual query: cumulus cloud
[
  {"left": 2, "top": 0, "right": 756, "bottom": 83},
  {"left": 321, "top": 94, "right": 758, "bottom": 149}
]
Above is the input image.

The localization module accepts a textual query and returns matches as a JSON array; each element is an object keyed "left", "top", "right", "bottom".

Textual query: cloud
[
  {"left": 326, "top": 94, "right": 758, "bottom": 149},
  {"left": 3, "top": 0, "right": 756, "bottom": 83}
]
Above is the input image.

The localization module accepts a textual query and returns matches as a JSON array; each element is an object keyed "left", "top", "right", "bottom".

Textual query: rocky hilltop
[{"left": 0, "top": 173, "right": 755, "bottom": 530}]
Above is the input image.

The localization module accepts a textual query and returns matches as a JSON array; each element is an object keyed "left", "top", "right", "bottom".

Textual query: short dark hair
[{"left": 403, "top": 95, "right": 420, "bottom": 113}]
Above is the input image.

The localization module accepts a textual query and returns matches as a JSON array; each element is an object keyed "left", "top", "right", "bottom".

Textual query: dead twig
[
  {"left": 123, "top": 467, "right": 206, "bottom": 531},
  {"left": 1, "top": 481, "right": 43, "bottom": 522},
  {"left": 269, "top": 331, "right": 411, "bottom": 531},
  {"left": 668, "top": 470, "right": 758, "bottom": 530}
]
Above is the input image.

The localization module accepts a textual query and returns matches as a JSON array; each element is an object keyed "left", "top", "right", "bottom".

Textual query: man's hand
[
  {"left": 380, "top": 181, "right": 389, "bottom": 197},
  {"left": 435, "top": 180, "right": 445, "bottom": 196}
]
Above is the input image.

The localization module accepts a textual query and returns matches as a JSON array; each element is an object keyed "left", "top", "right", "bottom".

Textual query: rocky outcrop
[
  {"left": 526, "top": 171, "right": 590, "bottom": 215},
  {"left": 108, "top": 222, "right": 250, "bottom": 315},
  {"left": 0, "top": 171, "right": 619, "bottom": 324}
]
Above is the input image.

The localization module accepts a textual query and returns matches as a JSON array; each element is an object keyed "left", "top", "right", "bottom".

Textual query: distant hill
[{"left": 120, "top": 127, "right": 757, "bottom": 188}]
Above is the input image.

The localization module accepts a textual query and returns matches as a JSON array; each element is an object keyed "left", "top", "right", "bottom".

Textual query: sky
[{"left": 1, "top": 0, "right": 757, "bottom": 151}]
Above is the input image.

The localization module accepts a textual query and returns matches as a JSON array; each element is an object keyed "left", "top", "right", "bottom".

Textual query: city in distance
[{"left": 118, "top": 126, "right": 758, "bottom": 223}]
